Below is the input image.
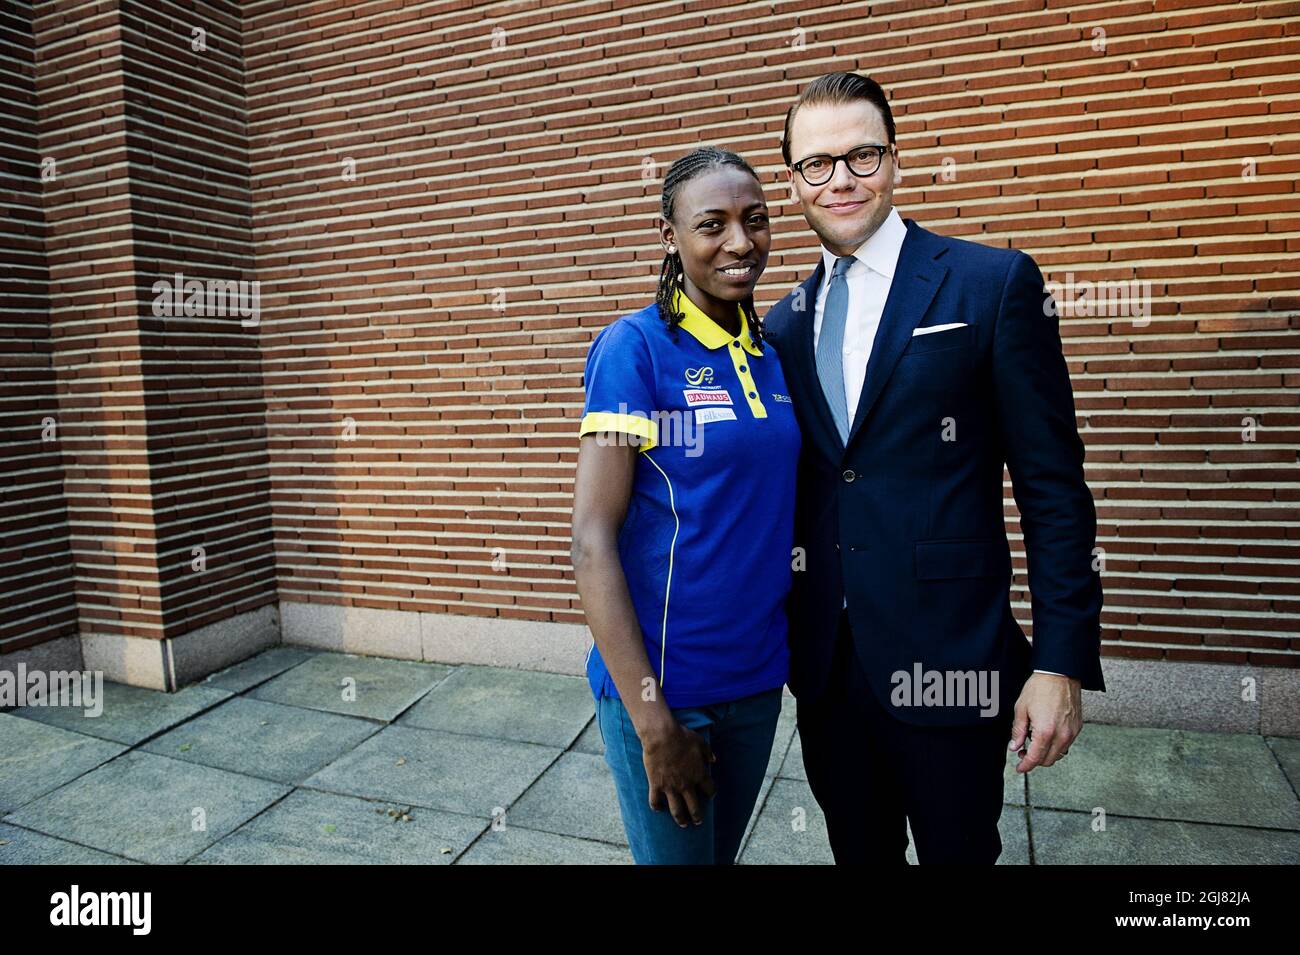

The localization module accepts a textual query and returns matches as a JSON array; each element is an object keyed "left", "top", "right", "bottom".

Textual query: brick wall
[
  {"left": 114, "top": 0, "right": 276, "bottom": 640},
  {"left": 0, "top": 0, "right": 80, "bottom": 652},
  {"left": 2, "top": 0, "right": 274, "bottom": 660},
  {"left": 4, "top": 0, "right": 1298, "bottom": 674}
]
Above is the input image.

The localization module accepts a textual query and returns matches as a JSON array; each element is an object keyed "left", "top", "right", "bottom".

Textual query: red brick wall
[
  {"left": 0, "top": 0, "right": 79, "bottom": 651},
  {"left": 115, "top": 0, "right": 277, "bottom": 638},
  {"left": 5, "top": 0, "right": 1298, "bottom": 672},
  {"left": 1, "top": 0, "right": 274, "bottom": 653}
]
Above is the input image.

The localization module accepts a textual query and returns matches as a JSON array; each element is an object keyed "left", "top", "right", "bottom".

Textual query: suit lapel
[{"left": 844, "top": 222, "right": 948, "bottom": 449}]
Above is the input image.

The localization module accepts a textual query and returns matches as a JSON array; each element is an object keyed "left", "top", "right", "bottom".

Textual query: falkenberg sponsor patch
[
  {"left": 694, "top": 407, "right": 737, "bottom": 424},
  {"left": 682, "top": 388, "right": 733, "bottom": 407}
]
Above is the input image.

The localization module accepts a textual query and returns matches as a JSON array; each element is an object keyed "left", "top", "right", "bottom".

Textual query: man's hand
[{"left": 1008, "top": 672, "right": 1082, "bottom": 774}]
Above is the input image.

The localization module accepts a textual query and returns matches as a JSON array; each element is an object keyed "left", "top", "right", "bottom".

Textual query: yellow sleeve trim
[{"left": 579, "top": 411, "right": 658, "bottom": 451}]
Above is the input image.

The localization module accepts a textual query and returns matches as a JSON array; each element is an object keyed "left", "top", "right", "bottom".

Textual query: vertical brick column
[
  {"left": 0, "top": 0, "right": 81, "bottom": 666},
  {"left": 29, "top": 0, "right": 164, "bottom": 678},
  {"left": 11, "top": 0, "right": 277, "bottom": 689},
  {"left": 114, "top": 0, "right": 278, "bottom": 683}
]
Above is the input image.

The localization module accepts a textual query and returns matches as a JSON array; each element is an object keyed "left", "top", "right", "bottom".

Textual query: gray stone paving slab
[
  {"left": 767, "top": 732, "right": 795, "bottom": 779},
  {"left": 993, "top": 807, "right": 1031, "bottom": 865},
  {"left": 190, "top": 788, "right": 486, "bottom": 864},
  {"left": 1267, "top": 736, "right": 1300, "bottom": 794},
  {"left": 0, "top": 713, "right": 127, "bottom": 812},
  {"left": 1006, "top": 760, "right": 1028, "bottom": 806},
  {"left": 397, "top": 665, "right": 592, "bottom": 747},
  {"left": 0, "top": 823, "right": 139, "bottom": 864},
  {"left": 249, "top": 652, "right": 450, "bottom": 722},
  {"left": 457, "top": 826, "right": 631, "bottom": 864},
  {"left": 200, "top": 646, "right": 319, "bottom": 694},
  {"left": 779, "top": 725, "right": 1026, "bottom": 806},
  {"left": 739, "top": 778, "right": 831, "bottom": 864},
  {"left": 4, "top": 750, "right": 290, "bottom": 864},
  {"left": 1029, "top": 724, "right": 1300, "bottom": 830},
  {"left": 11, "top": 682, "right": 232, "bottom": 746},
  {"left": 765, "top": 694, "right": 798, "bottom": 778},
  {"left": 571, "top": 717, "right": 602, "bottom": 755},
  {"left": 778, "top": 729, "right": 806, "bottom": 780},
  {"left": 1031, "top": 808, "right": 1300, "bottom": 864},
  {"left": 507, "top": 750, "right": 625, "bottom": 846},
  {"left": 3, "top": 645, "right": 1295, "bottom": 866},
  {"left": 741, "top": 774, "right": 775, "bottom": 855},
  {"left": 142, "top": 697, "right": 381, "bottom": 785},
  {"left": 301, "top": 724, "right": 558, "bottom": 818}
]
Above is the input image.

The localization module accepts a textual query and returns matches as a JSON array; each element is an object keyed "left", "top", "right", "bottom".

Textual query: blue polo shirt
[{"left": 578, "top": 287, "right": 801, "bottom": 708}]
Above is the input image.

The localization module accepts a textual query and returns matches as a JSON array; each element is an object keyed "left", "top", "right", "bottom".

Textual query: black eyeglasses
[{"left": 790, "top": 144, "right": 892, "bottom": 186}]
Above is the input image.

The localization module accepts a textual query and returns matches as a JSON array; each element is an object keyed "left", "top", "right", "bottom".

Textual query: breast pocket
[
  {"left": 901, "top": 323, "right": 974, "bottom": 357},
  {"left": 893, "top": 323, "right": 976, "bottom": 398}
]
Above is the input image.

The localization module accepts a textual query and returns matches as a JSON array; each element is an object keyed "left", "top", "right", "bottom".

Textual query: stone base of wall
[
  {"left": 278, "top": 601, "right": 589, "bottom": 675},
  {"left": 0, "top": 605, "right": 280, "bottom": 692},
  {"left": 5, "top": 600, "right": 1296, "bottom": 738},
  {"left": 1083, "top": 659, "right": 1299, "bottom": 739},
  {"left": 0, "top": 633, "right": 84, "bottom": 681}
]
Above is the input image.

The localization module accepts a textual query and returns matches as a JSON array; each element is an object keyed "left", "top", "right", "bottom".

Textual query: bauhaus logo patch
[{"left": 682, "top": 388, "right": 732, "bottom": 406}]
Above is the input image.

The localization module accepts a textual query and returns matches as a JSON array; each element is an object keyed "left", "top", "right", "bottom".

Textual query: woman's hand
[
  {"left": 639, "top": 717, "right": 717, "bottom": 827},
  {"left": 572, "top": 433, "right": 717, "bottom": 827}
]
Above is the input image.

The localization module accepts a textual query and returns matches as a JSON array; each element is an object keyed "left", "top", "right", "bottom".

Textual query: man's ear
[
  {"left": 784, "top": 167, "right": 801, "bottom": 207},
  {"left": 891, "top": 146, "right": 902, "bottom": 189}
]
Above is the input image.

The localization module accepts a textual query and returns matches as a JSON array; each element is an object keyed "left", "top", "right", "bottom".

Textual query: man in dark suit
[{"left": 763, "top": 72, "right": 1105, "bottom": 864}]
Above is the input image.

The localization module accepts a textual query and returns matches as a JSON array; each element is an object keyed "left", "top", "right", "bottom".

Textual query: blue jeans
[{"left": 597, "top": 686, "right": 783, "bottom": 865}]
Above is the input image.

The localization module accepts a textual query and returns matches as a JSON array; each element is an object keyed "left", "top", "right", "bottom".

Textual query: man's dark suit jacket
[{"left": 764, "top": 218, "right": 1104, "bottom": 727}]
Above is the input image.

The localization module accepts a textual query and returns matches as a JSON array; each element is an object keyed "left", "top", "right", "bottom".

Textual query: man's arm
[{"left": 991, "top": 250, "right": 1104, "bottom": 771}]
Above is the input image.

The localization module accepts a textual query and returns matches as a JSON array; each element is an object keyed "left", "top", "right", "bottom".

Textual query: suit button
[{"left": 842, "top": 469, "right": 856, "bottom": 483}]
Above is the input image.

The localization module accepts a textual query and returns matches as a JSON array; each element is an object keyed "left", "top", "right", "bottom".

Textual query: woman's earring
[{"left": 667, "top": 246, "right": 675, "bottom": 254}]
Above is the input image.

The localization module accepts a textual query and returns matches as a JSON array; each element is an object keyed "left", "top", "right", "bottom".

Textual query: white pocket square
[{"left": 912, "top": 322, "right": 968, "bottom": 337}]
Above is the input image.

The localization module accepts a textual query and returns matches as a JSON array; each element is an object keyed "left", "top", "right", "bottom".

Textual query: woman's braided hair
[{"left": 654, "top": 146, "right": 766, "bottom": 351}]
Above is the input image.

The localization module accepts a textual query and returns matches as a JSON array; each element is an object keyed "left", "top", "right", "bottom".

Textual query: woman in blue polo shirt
[{"left": 570, "top": 146, "right": 800, "bottom": 864}]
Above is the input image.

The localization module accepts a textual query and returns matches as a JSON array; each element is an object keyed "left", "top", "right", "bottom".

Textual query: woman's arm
[{"left": 570, "top": 433, "right": 715, "bottom": 827}]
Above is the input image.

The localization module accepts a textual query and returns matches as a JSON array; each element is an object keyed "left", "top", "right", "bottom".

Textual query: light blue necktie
[{"left": 816, "top": 255, "right": 854, "bottom": 443}]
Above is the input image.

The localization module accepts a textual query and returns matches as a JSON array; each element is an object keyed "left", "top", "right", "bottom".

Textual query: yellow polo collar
[
  {"left": 673, "top": 287, "right": 762, "bottom": 357},
  {"left": 672, "top": 287, "right": 767, "bottom": 419}
]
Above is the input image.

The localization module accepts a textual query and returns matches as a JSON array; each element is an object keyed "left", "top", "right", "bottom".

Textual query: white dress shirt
[
  {"left": 813, "top": 207, "right": 1063, "bottom": 678},
  {"left": 812, "top": 206, "right": 907, "bottom": 423}
]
